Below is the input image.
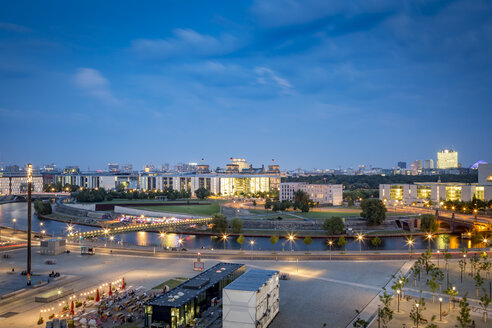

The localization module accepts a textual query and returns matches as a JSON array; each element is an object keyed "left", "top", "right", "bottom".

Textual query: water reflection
[{"left": 1, "top": 203, "right": 490, "bottom": 251}]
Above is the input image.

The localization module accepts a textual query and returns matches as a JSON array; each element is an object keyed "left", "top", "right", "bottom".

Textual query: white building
[
  {"left": 437, "top": 149, "right": 458, "bottom": 169},
  {"left": 0, "top": 172, "right": 43, "bottom": 195},
  {"left": 380, "top": 181, "right": 492, "bottom": 205},
  {"left": 279, "top": 182, "right": 343, "bottom": 205},
  {"left": 223, "top": 269, "right": 280, "bottom": 328}
]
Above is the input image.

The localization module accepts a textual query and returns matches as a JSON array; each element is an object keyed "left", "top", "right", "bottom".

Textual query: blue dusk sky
[{"left": 0, "top": 0, "right": 491, "bottom": 171}]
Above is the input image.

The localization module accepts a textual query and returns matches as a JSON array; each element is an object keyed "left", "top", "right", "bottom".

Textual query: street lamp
[
  {"left": 27, "top": 163, "right": 33, "bottom": 282},
  {"left": 437, "top": 250, "right": 440, "bottom": 267},
  {"left": 12, "top": 218, "right": 17, "bottom": 235},
  {"left": 328, "top": 240, "right": 333, "bottom": 260},
  {"left": 357, "top": 233, "right": 364, "bottom": 253},
  {"left": 288, "top": 234, "right": 295, "bottom": 252},
  {"left": 396, "top": 289, "right": 400, "bottom": 313},
  {"left": 178, "top": 238, "right": 183, "bottom": 250},
  {"left": 426, "top": 233, "right": 434, "bottom": 250},
  {"left": 439, "top": 297, "right": 443, "bottom": 321},
  {"left": 406, "top": 237, "right": 415, "bottom": 257},
  {"left": 416, "top": 303, "right": 420, "bottom": 328},
  {"left": 250, "top": 240, "right": 255, "bottom": 259},
  {"left": 221, "top": 234, "right": 228, "bottom": 249}
]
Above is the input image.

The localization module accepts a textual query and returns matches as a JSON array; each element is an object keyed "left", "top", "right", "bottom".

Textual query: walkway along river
[{"left": 0, "top": 202, "right": 488, "bottom": 252}]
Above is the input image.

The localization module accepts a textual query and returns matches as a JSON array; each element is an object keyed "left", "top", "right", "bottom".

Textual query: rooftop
[
  {"left": 147, "top": 262, "right": 244, "bottom": 308},
  {"left": 224, "top": 269, "right": 278, "bottom": 292}
]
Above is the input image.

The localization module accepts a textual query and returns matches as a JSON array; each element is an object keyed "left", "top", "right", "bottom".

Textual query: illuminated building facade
[
  {"left": 0, "top": 172, "right": 43, "bottom": 195},
  {"left": 53, "top": 159, "right": 281, "bottom": 197},
  {"left": 279, "top": 182, "right": 343, "bottom": 205},
  {"left": 380, "top": 182, "right": 492, "bottom": 204},
  {"left": 437, "top": 149, "right": 458, "bottom": 169}
]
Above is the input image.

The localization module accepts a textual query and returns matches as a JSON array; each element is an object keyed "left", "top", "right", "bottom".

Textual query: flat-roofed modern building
[
  {"left": 0, "top": 172, "right": 43, "bottom": 195},
  {"left": 223, "top": 269, "right": 280, "bottom": 328},
  {"left": 380, "top": 182, "right": 492, "bottom": 204},
  {"left": 437, "top": 148, "right": 458, "bottom": 169},
  {"left": 279, "top": 182, "right": 343, "bottom": 205},
  {"left": 53, "top": 159, "right": 281, "bottom": 197},
  {"left": 145, "top": 263, "right": 245, "bottom": 328}
]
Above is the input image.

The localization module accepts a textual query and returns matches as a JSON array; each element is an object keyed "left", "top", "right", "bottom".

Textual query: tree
[
  {"left": 420, "top": 214, "right": 439, "bottom": 233},
  {"left": 293, "top": 190, "right": 310, "bottom": 212},
  {"left": 360, "top": 199, "right": 386, "bottom": 225},
  {"left": 352, "top": 310, "right": 369, "bottom": 328},
  {"left": 337, "top": 236, "right": 347, "bottom": 250},
  {"left": 378, "top": 288, "right": 393, "bottom": 328},
  {"left": 34, "top": 199, "right": 52, "bottom": 215},
  {"left": 265, "top": 198, "right": 272, "bottom": 209},
  {"left": 252, "top": 199, "right": 257, "bottom": 207},
  {"left": 303, "top": 236, "right": 313, "bottom": 252},
  {"left": 371, "top": 236, "right": 382, "bottom": 248},
  {"left": 195, "top": 187, "right": 211, "bottom": 200},
  {"left": 230, "top": 218, "right": 243, "bottom": 233},
  {"left": 456, "top": 296, "right": 472, "bottom": 328},
  {"left": 270, "top": 235, "right": 279, "bottom": 246},
  {"left": 323, "top": 217, "right": 344, "bottom": 235},
  {"left": 479, "top": 289, "right": 490, "bottom": 322},
  {"left": 236, "top": 235, "right": 245, "bottom": 247},
  {"left": 211, "top": 213, "right": 228, "bottom": 233},
  {"left": 409, "top": 299, "right": 426, "bottom": 328}
]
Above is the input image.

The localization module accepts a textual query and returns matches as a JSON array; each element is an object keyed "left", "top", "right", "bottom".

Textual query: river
[{"left": 0, "top": 202, "right": 487, "bottom": 252}]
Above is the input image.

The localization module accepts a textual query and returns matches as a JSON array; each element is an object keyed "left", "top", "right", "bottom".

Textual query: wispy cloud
[
  {"left": 254, "top": 67, "right": 293, "bottom": 89},
  {"left": 0, "top": 22, "right": 32, "bottom": 33},
  {"left": 72, "top": 68, "right": 119, "bottom": 105},
  {"left": 131, "top": 28, "right": 240, "bottom": 59}
]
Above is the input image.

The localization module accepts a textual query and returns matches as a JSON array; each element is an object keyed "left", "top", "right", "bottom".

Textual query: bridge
[
  {"left": 68, "top": 217, "right": 213, "bottom": 239},
  {"left": 435, "top": 210, "right": 490, "bottom": 233},
  {"left": 13, "top": 192, "right": 71, "bottom": 200}
]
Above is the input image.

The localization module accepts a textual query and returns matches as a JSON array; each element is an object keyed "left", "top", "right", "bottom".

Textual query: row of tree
[
  {"left": 265, "top": 190, "right": 311, "bottom": 212},
  {"left": 76, "top": 188, "right": 193, "bottom": 203}
]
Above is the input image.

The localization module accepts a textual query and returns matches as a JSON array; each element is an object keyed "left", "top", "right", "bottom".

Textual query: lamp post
[
  {"left": 328, "top": 240, "right": 333, "bottom": 261},
  {"left": 288, "top": 234, "right": 294, "bottom": 252},
  {"left": 426, "top": 233, "right": 433, "bottom": 250},
  {"left": 437, "top": 250, "right": 440, "bottom": 267},
  {"left": 416, "top": 303, "right": 420, "bottom": 328},
  {"left": 396, "top": 289, "right": 400, "bottom": 313},
  {"left": 12, "top": 218, "right": 17, "bottom": 235},
  {"left": 178, "top": 238, "right": 183, "bottom": 250},
  {"left": 27, "top": 163, "right": 33, "bottom": 280},
  {"left": 452, "top": 286, "right": 456, "bottom": 309},
  {"left": 439, "top": 297, "right": 443, "bottom": 321},
  {"left": 250, "top": 240, "right": 255, "bottom": 260},
  {"left": 221, "top": 234, "right": 228, "bottom": 250},
  {"left": 357, "top": 234, "right": 364, "bottom": 253}
]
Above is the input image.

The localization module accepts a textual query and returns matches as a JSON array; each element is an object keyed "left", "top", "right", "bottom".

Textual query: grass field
[
  {"left": 135, "top": 202, "right": 221, "bottom": 216},
  {"left": 152, "top": 277, "right": 188, "bottom": 290}
]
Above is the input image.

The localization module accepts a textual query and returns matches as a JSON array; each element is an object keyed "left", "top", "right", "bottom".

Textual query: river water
[{"left": 0, "top": 202, "right": 487, "bottom": 252}]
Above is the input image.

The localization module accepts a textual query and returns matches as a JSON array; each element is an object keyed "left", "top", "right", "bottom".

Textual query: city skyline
[{"left": 1, "top": 1, "right": 492, "bottom": 169}]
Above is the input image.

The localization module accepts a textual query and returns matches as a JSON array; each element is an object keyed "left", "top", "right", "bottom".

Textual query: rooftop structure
[
  {"left": 223, "top": 269, "right": 280, "bottom": 328},
  {"left": 145, "top": 262, "right": 245, "bottom": 328}
]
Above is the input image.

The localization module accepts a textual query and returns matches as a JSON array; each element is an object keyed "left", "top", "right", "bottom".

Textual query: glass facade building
[{"left": 145, "top": 263, "right": 245, "bottom": 328}]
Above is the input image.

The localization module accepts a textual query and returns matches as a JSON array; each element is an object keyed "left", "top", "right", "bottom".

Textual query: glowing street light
[
  {"left": 439, "top": 297, "right": 443, "bottom": 321},
  {"left": 426, "top": 233, "right": 434, "bottom": 250},
  {"left": 12, "top": 218, "right": 17, "bottom": 234},
  {"left": 406, "top": 237, "right": 415, "bottom": 256},
  {"left": 287, "top": 234, "right": 295, "bottom": 252},
  {"left": 328, "top": 240, "right": 333, "bottom": 260},
  {"left": 356, "top": 233, "right": 364, "bottom": 253},
  {"left": 178, "top": 238, "right": 183, "bottom": 250},
  {"left": 221, "top": 234, "right": 228, "bottom": 250},
  {"left": 396, "top": 289, "right": 400, "bottom": 313}
]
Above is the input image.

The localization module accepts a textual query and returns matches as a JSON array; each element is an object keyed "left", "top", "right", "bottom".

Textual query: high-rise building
[
  {"left": 424, "top": 159, "right": 434, "bottom": 169},
  {"left": 397, "top": 162, "right": 407, "bottom": 169},
  {"left": 108, "top": 163, "right": 119, "bottom": 172},
  {"left": 121, "top": 164, "right": 133, "bottom": 172},
  {"left": 411, "top": 160, "right": 423, "bottom": 172},
  {"left": 437, "top": 149, "right": 458, "bottom": 169}
]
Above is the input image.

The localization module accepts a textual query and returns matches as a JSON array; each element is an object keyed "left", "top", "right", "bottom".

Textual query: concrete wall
[{"left": 478, "top": 163, "right": 492, "bottom": 185}]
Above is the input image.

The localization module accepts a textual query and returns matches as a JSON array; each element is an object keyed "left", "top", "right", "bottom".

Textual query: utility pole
[{"left": 27, "top": 163, "right": 32, "bottom": 283}]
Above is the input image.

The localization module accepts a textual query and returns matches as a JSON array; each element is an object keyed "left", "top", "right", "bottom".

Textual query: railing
[{"left": 67, "top": 218, "right": 212, "bottom": 239}]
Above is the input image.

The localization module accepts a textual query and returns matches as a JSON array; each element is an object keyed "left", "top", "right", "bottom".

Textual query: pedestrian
[{"left": 471, "top": 320, "right": 476, "bottom": 328}]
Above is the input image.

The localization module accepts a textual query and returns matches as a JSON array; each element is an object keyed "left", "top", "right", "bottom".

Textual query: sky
[{"left": 0, "top": 0, "right": 491, "bottom": 171}]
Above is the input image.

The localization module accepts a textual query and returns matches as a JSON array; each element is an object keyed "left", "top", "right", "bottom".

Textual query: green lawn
[
  {"left": 153, "top": 277, "right": 188, "bottom": 290},
  {"left": 135, "top": 202, "right": 221, "bottom": 216}
]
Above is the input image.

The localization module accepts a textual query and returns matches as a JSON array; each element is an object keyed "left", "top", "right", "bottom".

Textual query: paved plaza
[{"left": 0, "top": 245, "right": 407, "bottom": 327}]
